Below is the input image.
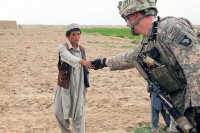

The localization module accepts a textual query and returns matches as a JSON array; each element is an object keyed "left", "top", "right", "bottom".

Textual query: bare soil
[{"left": 0, "top": 26, "right": 165, "bottom": 133}]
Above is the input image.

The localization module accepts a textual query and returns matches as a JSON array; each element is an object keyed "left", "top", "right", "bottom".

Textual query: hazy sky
[{"left": 0, "top": 0, "right": 199, "bottom": 25}]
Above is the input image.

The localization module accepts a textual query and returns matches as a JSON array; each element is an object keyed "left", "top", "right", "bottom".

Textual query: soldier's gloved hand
[{"left": 91, "top": 58, "right": 107, "bottom": 70}]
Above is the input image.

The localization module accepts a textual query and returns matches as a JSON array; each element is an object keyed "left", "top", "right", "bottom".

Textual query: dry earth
[{"left": 0, "top": 26, "right": 166, "bottom": 133}]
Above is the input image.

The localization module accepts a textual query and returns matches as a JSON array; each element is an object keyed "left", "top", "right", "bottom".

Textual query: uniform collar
[{"left": 147, "top": 16, "right": 160, "bottom": 42}]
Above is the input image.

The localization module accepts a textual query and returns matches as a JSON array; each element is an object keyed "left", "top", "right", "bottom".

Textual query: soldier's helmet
[
  {"left": 118, "top": 0, "right": 157, "bottom": 19},
  {"left": 66, "top": 23, "right": 81, "bottom": 36}
]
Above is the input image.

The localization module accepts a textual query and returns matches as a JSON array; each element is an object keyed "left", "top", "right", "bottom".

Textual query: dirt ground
[{"left": 0, "top": 26, "right": 166, "bottom": 133}]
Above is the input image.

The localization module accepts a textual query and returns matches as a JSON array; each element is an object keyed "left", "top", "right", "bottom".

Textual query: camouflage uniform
[
  {"left": 90, "top": 0, "right": 200, "bottom": 132},
  {"left": 195, "top": 29, "right": 200, "bottom": 38},
  {"left": 106, "top": 16, "right": 200, "bottom": 132}
]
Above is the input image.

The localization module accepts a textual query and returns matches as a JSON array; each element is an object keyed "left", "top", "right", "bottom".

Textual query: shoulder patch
[
  {"left": 167, "top": 26, "right": 180, "bottom": 40},
  {"left": 175, "top": 33, "right": 192, "bottom": 46}
]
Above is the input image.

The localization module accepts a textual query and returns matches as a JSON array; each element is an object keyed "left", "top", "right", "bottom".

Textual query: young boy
[{"left": 55, "top": 23, "right": 92, "bottom": 133}]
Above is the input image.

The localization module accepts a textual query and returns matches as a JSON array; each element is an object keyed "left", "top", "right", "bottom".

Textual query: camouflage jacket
[{"left": 106, "top": 16, "right": 200, "bottom": 113}]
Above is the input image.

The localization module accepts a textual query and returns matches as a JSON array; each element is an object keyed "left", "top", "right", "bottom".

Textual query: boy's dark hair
[{"left": 66, "top": 28, "right": 81, "bottom": 36}]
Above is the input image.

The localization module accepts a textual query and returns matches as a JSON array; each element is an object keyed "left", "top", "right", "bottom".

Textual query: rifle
[{"left": 132, "top": 57, "right": 194, "bottom": 133}]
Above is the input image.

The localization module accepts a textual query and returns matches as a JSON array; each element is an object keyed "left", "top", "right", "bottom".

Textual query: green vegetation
[
  {"left": 127, "top": 126, "right": 168, "bottom": 133},
  {"left": 120, "top": 45, "right": 133, "bottom": 49},
  {"left": 125, "top": 122, "right": 168, "bottom": 133},
  {"left": 82, "top": 28, "right": 142, "bottom": 43},
  {"left": 134, "top": 126, "right": 168, "bottom": 133}
]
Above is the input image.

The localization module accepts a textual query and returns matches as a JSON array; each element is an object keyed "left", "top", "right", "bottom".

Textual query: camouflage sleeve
[
  {"left": 158, "top": 17, "right": 200, "bottom": 103},
  {"left": 106, "top": 42, "right": 143, "bottom": 71},
  {"left": 194, "top": 29, "right": 200, "bottom": 38},
  {"left": 158, "top": 17, "right": 197, "bottom": 50}
]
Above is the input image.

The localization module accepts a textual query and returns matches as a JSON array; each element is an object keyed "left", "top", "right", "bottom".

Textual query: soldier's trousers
[{"left": 169, "top": 107, "right": 200, "bottom": 133}]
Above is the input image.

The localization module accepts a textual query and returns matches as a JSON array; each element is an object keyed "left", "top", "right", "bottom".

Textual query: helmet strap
[{"left": 128, "top": 14, "right": 146, "bottom": 35}]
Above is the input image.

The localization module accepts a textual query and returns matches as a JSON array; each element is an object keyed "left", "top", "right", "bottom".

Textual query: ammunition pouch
[{"left": 149, "top": 65, "right": 184, "bottom": 94}]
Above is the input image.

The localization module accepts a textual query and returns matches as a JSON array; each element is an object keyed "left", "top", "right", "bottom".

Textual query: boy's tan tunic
[{"left": 55, "top": 42, "right": 86, "bottom": 133}]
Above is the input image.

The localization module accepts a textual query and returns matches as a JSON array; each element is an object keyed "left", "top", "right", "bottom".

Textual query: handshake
[{"left": 80, "top": 58, "right": 107, "bottom": 70}]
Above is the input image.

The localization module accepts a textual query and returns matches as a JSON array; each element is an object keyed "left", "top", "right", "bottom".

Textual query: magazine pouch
[{"left": 149, "top": 65, "right": 184, "bottom": 94}]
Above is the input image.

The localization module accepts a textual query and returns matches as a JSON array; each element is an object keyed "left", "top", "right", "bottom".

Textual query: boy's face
[{"left": 66, "top": 31, "right": 81, "bottom": 45}]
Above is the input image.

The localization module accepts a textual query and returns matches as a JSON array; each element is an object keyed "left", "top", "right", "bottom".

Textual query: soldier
[
  {"left": 55, "top": 23, "right": 92, "bottom": 133},
  {"left": 91, "top": 0, "right": 200, "bottom": 132}
]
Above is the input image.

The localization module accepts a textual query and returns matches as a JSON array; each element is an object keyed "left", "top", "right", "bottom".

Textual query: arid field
[{"left": 0, "top": 26, "right": 166, "bottom": 133}]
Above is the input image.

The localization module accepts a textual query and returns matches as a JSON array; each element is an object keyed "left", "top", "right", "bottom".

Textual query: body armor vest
[
  {"left": 140, "top": 17, "right": 187, "bottom": 94},
  {"left": 57, "top": 43, "right": 90, "bottom": 89}
]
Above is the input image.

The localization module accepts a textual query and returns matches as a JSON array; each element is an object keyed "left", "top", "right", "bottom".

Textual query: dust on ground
[{"left": 0, "top": 26, "right": 165, "bottom": 133}]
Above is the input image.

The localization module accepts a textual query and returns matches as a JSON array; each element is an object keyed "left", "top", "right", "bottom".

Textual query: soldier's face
[
  {"left": 125, "top": 13, "right": 138, "bottom": 27},
  {"left": 66, "top": 31, "right": 81, "bottom": 45},
  {"left": 124, "top": 13, "right": 140, "bottom": 35}
]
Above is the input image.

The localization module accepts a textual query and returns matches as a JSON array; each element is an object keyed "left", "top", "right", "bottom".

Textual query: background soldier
[
  {"left": 148, "top": 87, "right": 170, "bottom": 133},
  {"left": 91, "top": 0, "right": 200, "bottom": 132}
]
